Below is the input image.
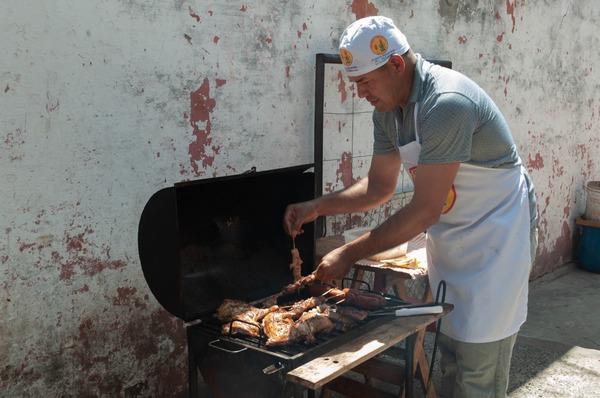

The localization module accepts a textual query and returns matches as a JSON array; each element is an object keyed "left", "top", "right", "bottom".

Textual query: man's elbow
[{"left": 416, "top": 205, "right": 443, "bottom": 230}]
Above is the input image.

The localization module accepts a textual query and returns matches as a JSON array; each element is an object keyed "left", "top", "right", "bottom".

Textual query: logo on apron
[{"left": 408, "top": 166, "right": 457, "bottom": 214}]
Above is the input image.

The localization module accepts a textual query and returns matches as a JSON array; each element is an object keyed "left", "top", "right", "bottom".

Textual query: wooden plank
[
  {"left": 576, "top": 217, "right": 600, "bottom": 229},
  {"left": 321, "top": 375, "right": 398, "bottom": 398},
  {"left": 353, "top": 356, "right": 405, "bottom": 385},
  {"left": 286, "top": 304, "right": 452, "bottom": 390}
]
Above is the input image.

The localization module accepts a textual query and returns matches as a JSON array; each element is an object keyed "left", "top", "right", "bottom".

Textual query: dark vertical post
[
  {"left": 187, "top": 335, "right": 199, "bottom": 398},
  {"left": 313, "top": 53, "right": 342, "bottom": 239},
  {"left": 314, "top": 53, "right": 325, "bottom": 239},
  {"left": 405, "top": 332, "right": 417, "bottom": 398}
]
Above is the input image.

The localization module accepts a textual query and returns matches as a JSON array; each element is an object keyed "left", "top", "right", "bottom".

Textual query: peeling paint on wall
[{"left": 188, "top": 78, "right": 223, "bottom": 176}]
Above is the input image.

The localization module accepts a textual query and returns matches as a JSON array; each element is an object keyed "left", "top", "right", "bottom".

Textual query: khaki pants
[{"left": 438, "top": 332, "right": 518, "bottom": 398}]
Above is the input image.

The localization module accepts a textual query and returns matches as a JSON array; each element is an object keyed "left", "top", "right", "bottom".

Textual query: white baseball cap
[{"left": 339, "top": 16, "right": 410, "bottom": 77}]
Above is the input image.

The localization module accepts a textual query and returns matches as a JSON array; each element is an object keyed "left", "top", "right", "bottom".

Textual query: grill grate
[{"left": 197, "top": 311, "right": 365, "bottom": 356}]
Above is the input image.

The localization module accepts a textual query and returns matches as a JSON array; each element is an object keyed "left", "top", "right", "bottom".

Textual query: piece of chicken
[
  {"left": 286, "top": 296, "right": 324, "bottom": 318},
  {"left": 289, "top": 305, "right": 335, "bottom": 344},
  {"left": 262, "top": 297, "right": 322, "bottom": 346},
  {"left": 290, "top": 247, "right": 303, "bottom": 282},
  {"left": 217, "top": 299, "right": 279, "bottom": 338},
  {"left": 263, "top": 304, "right": 336, "bottom": 346},
  {"left": 263, "top": 310, "right": 296, "bottom": 346},
  {"left": 216, "top": 299, "right": 278, "bottom": 323},
  {"left": 280, "top": 273, "right": 317, "bottom": 296},
  {"left": 327, "top": 306, "right": 370, "bottom": 332}
]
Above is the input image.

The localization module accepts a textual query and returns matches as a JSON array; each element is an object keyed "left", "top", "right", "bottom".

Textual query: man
[{"left": 284, "top": 16, "right": 538, "bottom": 398}]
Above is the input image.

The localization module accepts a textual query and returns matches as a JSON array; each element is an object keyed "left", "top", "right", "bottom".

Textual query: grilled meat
[
  {"left": 263, "top": 298, "right": 324, "bottom": 346},
  {"left": 216, "top": 299, "right": 279, "bottom": 323},
  {"left": 217, "top": 299, "right": 279, "bottom": 338},
  {"left": 280, "top": 273, "right": 317, "bottom": 296},
  {"left": 289, "top": 247, "right": 303, "bottom": 282},
  {"left": 328, "top": 306, "right": 370, "bottom": 332},
  {"left": 222, "top": 319, "right": 262, "bottom": 338},
  {"left": 286, "top": 296, "right": 324, "bottom": 318},
  {"left": 264, "top": 304, "right": 335, "bottom": 346},
  {"left": 263, "top": 310, "right": 296, "bottom": 346},
  {"left": 289, "top": 305, "right": 335, "bottom": 344},
  {"left": 217, "top": 284, "right": 382, "bottom": 345},
  {"left": 335, "top": 306, "right": 370, "bottom": 322},
  {"left": 306, "top": 284, "right": 386, "bottom": 310}
]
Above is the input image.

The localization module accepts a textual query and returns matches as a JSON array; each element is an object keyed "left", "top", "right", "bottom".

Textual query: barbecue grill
[{"left": 137, "top": 164, "right": 426, "bottom": 397}]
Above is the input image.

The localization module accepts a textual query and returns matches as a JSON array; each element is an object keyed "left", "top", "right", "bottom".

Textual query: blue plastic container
[{"left": 578, "top": 223, "right": 600, "bottom": 273}]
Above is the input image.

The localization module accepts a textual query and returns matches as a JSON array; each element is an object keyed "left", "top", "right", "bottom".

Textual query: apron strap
[
  {"left": 395, "top": 103, "right": 421, "bottom": 146},
  {"left": 413, "top": 102, "right": 420, "bottom": 141}
]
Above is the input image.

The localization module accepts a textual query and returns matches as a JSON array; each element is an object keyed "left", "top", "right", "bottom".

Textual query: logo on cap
[
  {"left": 370, "top": 35, "right": 388, "bottom": 55},
  {"left": 340, "top": 48, "right": 353, "bottom": 66}
]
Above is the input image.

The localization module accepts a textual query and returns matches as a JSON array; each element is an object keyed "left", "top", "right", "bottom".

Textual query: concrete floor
[
  {"left": 508, "top": 265, "right": 600, "bottom": 398},
  {"left": 420, "top": 264, "right": 600, "bottom": 398},
  {"left": 323, "top": 264, "right": 600, "bottom": 398}
]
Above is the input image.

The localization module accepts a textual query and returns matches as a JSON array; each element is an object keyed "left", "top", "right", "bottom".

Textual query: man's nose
[{"left": 355, "top": 84, "right": 368, "bottom": 98}]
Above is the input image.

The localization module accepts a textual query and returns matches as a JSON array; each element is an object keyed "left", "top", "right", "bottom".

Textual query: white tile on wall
[{"left": 322, "top": 113, "right": 352, "bottom": 162}]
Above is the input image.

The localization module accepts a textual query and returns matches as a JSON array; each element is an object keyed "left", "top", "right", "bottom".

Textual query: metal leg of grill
[
  {"left": 188, "top": 348, "right": 199, "bottom": 398},
  {"left": 293, "top": 384, "right": 315, "bottom": 398},
  {"left": 404, "top": 332, "right": 417, "bottom": 398}
]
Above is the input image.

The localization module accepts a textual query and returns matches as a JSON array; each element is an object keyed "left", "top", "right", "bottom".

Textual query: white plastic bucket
[{"left": 585, "top": 181, "right": 600, "bottom": 222}]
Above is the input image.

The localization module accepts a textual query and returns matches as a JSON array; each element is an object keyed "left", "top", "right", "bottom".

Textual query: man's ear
[{"left": 389, "top": 54, "right": 406, "bottom": 75}]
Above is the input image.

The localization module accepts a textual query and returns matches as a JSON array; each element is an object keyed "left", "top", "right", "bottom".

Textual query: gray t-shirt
[{"left": 372, "top": 55, "right": 537, "bottom": 228}]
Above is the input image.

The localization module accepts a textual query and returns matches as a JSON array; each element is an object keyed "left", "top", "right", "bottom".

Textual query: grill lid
[{"left": 138, "top": 164, "right": 315, "bottom": 322}]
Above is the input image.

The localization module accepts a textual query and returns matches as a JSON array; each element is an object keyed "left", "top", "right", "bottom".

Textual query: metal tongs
[{"left": 369, "top": 302, "right": 443, "bottom": 317}]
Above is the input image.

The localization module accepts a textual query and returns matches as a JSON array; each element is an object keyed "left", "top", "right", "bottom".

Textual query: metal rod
[
  {"left": 405, "top": 333, "right": 416, "bottom": 398},
  {"left": 313, "top": 53, "right": 342, "bottom": 239},
  {"left": 425, "top": 280, "right": 447, "bottom": 396}
]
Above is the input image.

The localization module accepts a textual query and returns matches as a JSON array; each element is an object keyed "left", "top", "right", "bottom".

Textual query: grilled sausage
[
  {"left": 307, "top": 285, "right": 385, "bottom": 310},
  {"left": 353, "top": 293, "right": 385, "bottom": 310}
]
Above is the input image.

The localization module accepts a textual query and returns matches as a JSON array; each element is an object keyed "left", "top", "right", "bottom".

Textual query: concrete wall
[{"left": 1, "top": 0, "right": 598, "bottom": 396}]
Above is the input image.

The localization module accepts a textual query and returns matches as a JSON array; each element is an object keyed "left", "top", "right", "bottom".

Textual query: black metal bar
[
  {"left": 404, "top": 333, "right": 417, "bottom": 398},
  {"left": 293, "top": 384, "right": 305, "bottom": 398},
  {"left": 428, "top": 59, "right": 453, "bottom": 69},
  {"left": 314, "top": 53, "right": 342, "bottom": 239},
  {"left": 187, "top": 337, "right": 199, "bottom": 398},
  {"left": 425, "top": 280, "right": 448, "bottom": 396},
  {"left": 314, "top": 53, "right": 325, "bottom": 238}
]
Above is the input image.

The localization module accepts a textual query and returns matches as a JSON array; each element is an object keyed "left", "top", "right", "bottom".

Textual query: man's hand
[
  {"left": 314, "top": 245, "right": 355, "bottom": 282},
  {"left": 283, "top": 201, "right": 319, "bottom": 238}
]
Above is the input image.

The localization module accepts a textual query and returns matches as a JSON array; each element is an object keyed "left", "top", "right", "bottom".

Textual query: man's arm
[
  {"left": 316, "top": 161, "right": 460, "bottom": 281},
  {"left": 283, "top": 151, "right": 401, "bottom": 237},
  {"left": 317, "top": 150, "right": 401, "bottom": 213}
]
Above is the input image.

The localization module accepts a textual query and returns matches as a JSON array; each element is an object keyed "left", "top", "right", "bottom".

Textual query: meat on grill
[
  {"left": 280, "top": 273, "right": 317, "bottom": 296},
  {"left": 217, "top": 299, "right": 279, "bottom": 338},
  {"left": 262, "top": 310, "right": 296, "bottom": 346},
  {"left": 306, "top": 284, "right": 387, "bottom": 310},
  {"left": 289, "top": 247, "right": 303, "bottom": 282},
  {"left": 264, "top": 303, "right": 335, "bottom": 346},
  {"left": 262, "top": 297, "right": 324, "bottom": 346},
  {"left": 328, "top": 306, "right": 370, "bottom": 332},
  {"left": 286, "top": 296, "right": 324, "bottom": 318},
  {"left": 216, "top": 292, "right": 376, "bottom": 346},
  {"left": 289, "top": 306, "right": 335, "bottom": 344}
]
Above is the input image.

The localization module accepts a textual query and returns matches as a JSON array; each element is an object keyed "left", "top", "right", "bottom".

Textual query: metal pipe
[{"left": 314, "top": 53, "right": 341, "bottom": 238}]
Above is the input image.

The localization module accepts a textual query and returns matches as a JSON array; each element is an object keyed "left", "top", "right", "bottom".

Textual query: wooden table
[
  {"left": 287, "top": 303, "right": 453, "bottom": 398},
  {"left": 313, "top": 233, "right": 440, "bottom": 397}
]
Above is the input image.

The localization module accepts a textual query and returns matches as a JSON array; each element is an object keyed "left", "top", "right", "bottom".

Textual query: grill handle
[
  {"left": 207, "top": 339, "right": 247, "bottom": 354},
  {"left": 263, "top": 362, "right": 285, "bottom": 375}
]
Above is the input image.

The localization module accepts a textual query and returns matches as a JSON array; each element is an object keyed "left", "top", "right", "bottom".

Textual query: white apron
[{"left": 396, "top": 104, "right": 531, "bottom": 343}]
